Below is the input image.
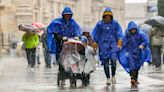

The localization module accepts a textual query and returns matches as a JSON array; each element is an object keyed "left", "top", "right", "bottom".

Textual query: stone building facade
[
  {"left": 0, "top": 0, "right": 125, "bottom": 54},
  {"left": 125, "top": 3, "right": 148, "bottom": 27}
]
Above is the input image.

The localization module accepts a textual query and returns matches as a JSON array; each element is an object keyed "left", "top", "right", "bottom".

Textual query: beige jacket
[{"left": 149, "top": 27, "right": 164, "bottom": 46}]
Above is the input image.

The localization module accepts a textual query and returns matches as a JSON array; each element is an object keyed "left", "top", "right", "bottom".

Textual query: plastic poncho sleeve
[
  {"left": 115, "top": 22, "right": 123, "bottom": 40},
  {"left": 74, "top": 21, "right": 82, "bottom": 37},
  {"left": 47, "top": 19, "right": 62, "bottom": 34},
  {"left": 141, "top": 46, "right": 151, "bottom": 64},
  {"left": 140, "top": 32, "right": 150, "bottom": 46},
  {"left": 47, "top": 23, "right": 61, "bottom": 34},
  {"left": 140, "top": 32, "right": 151, "bottom": 63},
  {"left": 92, "top": 23, "right": 100, "bottom": 43},
  {"left": 46, "top": 33, "right": 56, "bottom": 53}
]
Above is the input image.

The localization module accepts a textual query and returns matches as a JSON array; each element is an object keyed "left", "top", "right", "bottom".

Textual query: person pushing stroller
[{"left": 47, "top": 7, "right": 82, "bottom": 86}]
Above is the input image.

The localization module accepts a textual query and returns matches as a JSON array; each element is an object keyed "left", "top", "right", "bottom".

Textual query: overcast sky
[{"left": 126, "top": 0, "right": 147, "bottom": 3}]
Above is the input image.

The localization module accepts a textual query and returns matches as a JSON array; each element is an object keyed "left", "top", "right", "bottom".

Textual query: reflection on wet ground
[{"left": 0, "top": 57, "right": 164, "bottom": 92}]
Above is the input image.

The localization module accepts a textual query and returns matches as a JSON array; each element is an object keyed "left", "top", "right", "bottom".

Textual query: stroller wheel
[
  {"left": 70, "top": 79, "right": 74, "bottom": 87},
  {"left": 70, "top": 79, "right": 76, "bottom": 87}
]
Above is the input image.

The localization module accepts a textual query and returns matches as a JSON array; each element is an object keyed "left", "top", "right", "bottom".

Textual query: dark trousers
[
  {"left": 152, "top": 45, "right": 162, "bottom": 67},
  {"left": 25, "top": 48, "right": 36, "bottom": 68},
  {"left": 36, "top": 53, "right": 40, "bottom": 64},
  {"left": 130, "top": 70, "right": 139, "bottom": 81},
  {"left": 103, "top": 59, "right": 116, "bottom": 78}
]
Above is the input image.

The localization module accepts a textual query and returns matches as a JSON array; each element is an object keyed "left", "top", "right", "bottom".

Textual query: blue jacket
[
  {"left": 46, "top": 33, "right": 56, "bottom": 53},
  {"left": 118, "top": 21, "right": 151, "bottom": 73},
  {"left": 92, "top": 7, "right": 123, "bottom": 63},
  {"left": 47, "top": 7, "right": 82, "bottom": 54}
]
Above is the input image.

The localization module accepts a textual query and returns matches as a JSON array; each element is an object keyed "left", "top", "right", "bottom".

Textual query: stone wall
[{"left": 0, "top": 0, "right": 125, "bottom": 56}]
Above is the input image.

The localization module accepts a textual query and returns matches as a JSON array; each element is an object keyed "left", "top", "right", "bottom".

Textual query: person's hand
[
  {"left": 117, "top": 39, "right": 122, "bottom": 49},
  {"left": 139, "top": 45, "right": 144, "bottom": 49},
  {"left": 93, "top": 48, "right": 97, "bottom": 53},
  {"left": 93, "top": 42, "right": 98, "bottom": 53}
]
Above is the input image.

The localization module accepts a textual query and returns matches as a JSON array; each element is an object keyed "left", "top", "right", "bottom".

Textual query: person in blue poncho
[
  {"left": 47, "top": 7, "right": 82, "bottom": 84},
  {"left": 119, "top": 21, "right": 151, "bottom": 86},
  {"left": 92, "top": 7, "right": 123, "bottom": 85},
  {"left": 47, "top": 6, "right": 82, "bottom": 62}
]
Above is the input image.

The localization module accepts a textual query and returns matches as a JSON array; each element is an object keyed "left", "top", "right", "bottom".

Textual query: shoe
[
  {"left": 106, "top": 78, "right": 111, "bottom": 85},
  {"left": 53, "top": 62, "right": 56, "bottom": 65},
  {"left": 61, "top": 80, "right": 65, "bottom": 85},
  {"left": 112, "top": 77, "right": 116, "bottom": 84},
  {"left": 30, "top": 68, "right": 34, "bottom": 71},
  {"left": 47, "top": 65, "right": 51, "bottom": 68},
  {"left": 38, "top": 62, "right": 41, "bottom": 65},
  {"left": 131, "top": 79, "right": 137, "bottom": 86}
]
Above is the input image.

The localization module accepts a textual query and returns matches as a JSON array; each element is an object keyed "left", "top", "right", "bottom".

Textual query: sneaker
[
  {"left": 53, "top": 62, "right": 56, "bottom": 65},
  {"left": 30, "top": 68, "right": 34, "bottom": 71},
  {"left": 106, "top": 78, "right": 111, "bottom": 85},
  {"left": 112, "top": 77, "right": 116, "bottom": 84},
  {"left": 47, "top": 65, "right": 51, "bottom": 68}
]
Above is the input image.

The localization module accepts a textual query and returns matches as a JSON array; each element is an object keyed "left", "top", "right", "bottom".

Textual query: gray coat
[{"left": 149, "top": 27, "right": 164, "bottom": 46}]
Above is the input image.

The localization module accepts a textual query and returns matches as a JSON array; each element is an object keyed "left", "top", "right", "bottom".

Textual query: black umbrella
[{"left": 145, "top": 16, "right": 164, "bottom": 29}]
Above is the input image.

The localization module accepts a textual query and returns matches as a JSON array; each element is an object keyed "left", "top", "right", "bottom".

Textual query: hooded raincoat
[
  {"left": 22, "top": 33, "right": 39, "bottom": 49},
  {"left": 92, "top": 7, "right": 123, "bottom": 63},
  {"left": 118, "top": 21, "right": 151, "bottom": 73},
  {"left": 47, "top": 7, "right": 82, "bottom": 54}
]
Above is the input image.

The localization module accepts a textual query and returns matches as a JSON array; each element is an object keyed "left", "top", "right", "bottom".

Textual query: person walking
[
  {"left": 149, "top": 27, "right": 164, "bottom": 67},
  {"left": 92, "top": 7, "right": 123, "bottom": 85},
  {"left": 22, "top": 32, "right": 39, "bottom": 70},
  {"left": 119, "top": 21, "right": 151, "bottom": 86},
  {"left": 47, "top": 6, "right": 82, "bottom": 84}
]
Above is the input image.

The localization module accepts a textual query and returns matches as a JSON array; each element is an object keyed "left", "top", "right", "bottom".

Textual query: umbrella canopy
[
  {"left": 139, "top": 24, "right": 152, "bottom": 34},
  {"left": 32, "top": 22, "right": 46, "bottom": 36},
  {"left": 18, "top": 23, "right": 37, "bottom": 33},
  {"left": 18, "top": 23, "right": 46, "bottom": 36},
  {"left": 145, "top": 16, "right": 164, "bottom": 29}
]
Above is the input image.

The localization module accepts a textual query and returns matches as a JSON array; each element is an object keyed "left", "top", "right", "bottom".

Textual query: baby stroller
[{"left": 57, "top": 38, "right": 87, "bottom": 87}]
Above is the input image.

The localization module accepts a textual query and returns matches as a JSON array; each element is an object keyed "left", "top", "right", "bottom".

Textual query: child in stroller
[{"left": 57, "top": 37, "right": 87, "bottom": 87}]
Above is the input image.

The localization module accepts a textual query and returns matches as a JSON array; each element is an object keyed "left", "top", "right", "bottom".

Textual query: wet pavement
[{"left": 0, "top": 56, "right": 164, "bottom": 92}]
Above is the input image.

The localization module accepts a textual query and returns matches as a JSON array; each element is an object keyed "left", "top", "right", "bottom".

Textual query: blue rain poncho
[
  {"left": 118, "top": 21, "right": 151, "bottom": 73},
  {"left": 92, "top": 7, "right": 123, "bottom": 63},
  {"left": 47, "top": 7, "right": 82, "bottom": 54}
]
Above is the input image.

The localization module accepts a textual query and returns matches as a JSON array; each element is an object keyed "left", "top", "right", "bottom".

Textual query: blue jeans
[
  {"left": 43, "top": 48, "right": 51, "bottom": 65},
  {"left": 103, "top": 59, "right": 116, "bottom": 78}
]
